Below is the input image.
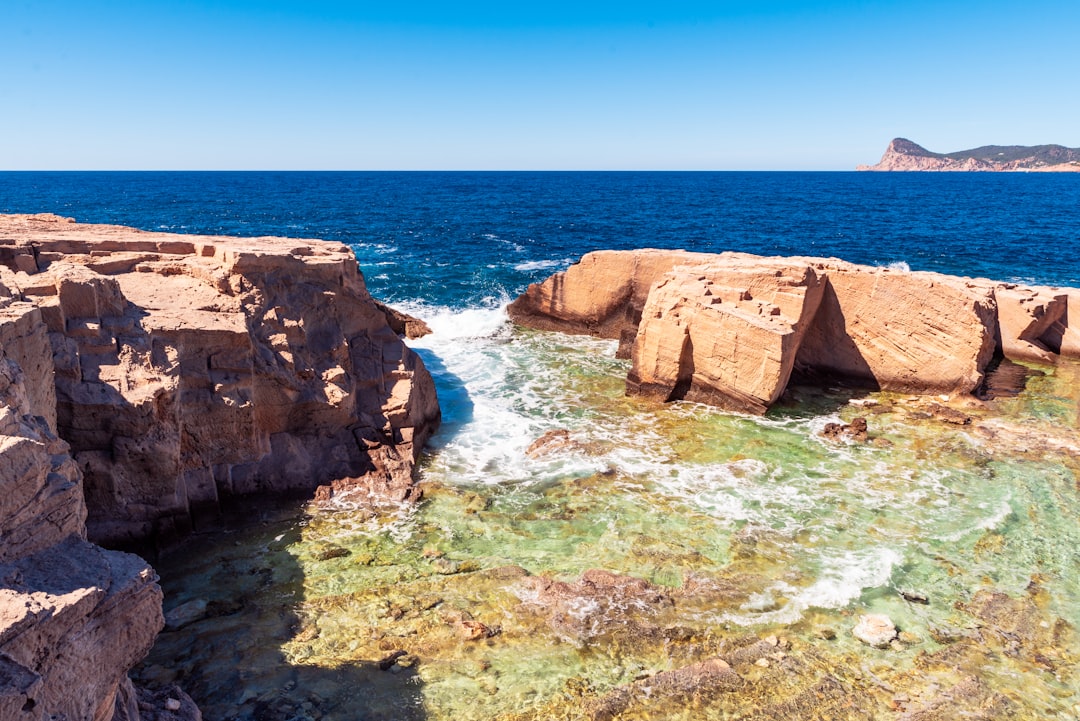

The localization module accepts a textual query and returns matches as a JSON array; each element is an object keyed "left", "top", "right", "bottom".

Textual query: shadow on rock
[{"left": 132, "top": 500, "right": 429, "bottom": 721}]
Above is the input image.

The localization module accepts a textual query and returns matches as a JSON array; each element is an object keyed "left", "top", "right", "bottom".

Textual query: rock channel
[
  {"left": 0, "top": 214, "right": 441, "bottom": 720},
  {"left": 508, "top": 249, "right": 1080, "bottom": 414}
]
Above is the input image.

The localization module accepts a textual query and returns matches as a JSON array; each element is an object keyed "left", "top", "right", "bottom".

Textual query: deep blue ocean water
[{"left": 2, "top": 171, "right": 1078, "bottom": 309}]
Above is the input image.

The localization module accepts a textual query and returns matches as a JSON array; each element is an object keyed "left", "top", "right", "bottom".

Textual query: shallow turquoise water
[{"left": 139, "top": 313, "right": 1080, "bottom": 720}]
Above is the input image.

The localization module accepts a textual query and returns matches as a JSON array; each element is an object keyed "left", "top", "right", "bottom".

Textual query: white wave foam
[
  {"left": 883, "top": 261, "right": 910, "bottom": 272},
  {"left": 514, "top": 258, "right": 572, "bottom": 272},
  {"left": 936, "top": 495, "right": 1014, "bottom": 542},
  {"left": 719, "top": 546, "right": 903, "bottom": 626}
]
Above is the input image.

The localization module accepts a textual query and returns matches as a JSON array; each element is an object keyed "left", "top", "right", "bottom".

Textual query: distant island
[{"left": 857, "top": 137, "right": 1080, "bottom": 171}]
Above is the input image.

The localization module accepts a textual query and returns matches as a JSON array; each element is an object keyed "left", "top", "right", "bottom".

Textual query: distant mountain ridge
[{"left": 858, "top": 138, "right": 1080, "bottom": 171}]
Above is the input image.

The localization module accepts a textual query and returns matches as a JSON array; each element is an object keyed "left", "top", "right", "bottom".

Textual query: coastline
[{"left": 2, "top": 207, "right": 1079, "bottom": 719}]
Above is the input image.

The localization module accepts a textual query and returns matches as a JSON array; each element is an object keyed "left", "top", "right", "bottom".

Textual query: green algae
[{"left": 136, "top": 332, "right": 1080, "bottom": 720}]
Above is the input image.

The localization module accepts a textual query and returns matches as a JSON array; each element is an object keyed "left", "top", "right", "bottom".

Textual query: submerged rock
[
  {"left": 853, "top": 613, "right": 898, "bottom": 648},
  {"left": 518, "top": 569, "right": 674, "bottom": 646},
  {"left": 164, "top": 598, "right": 209, "bottom": 631},
  {"left": 821, "top": 416, "right": 869, "bottom": 442}
]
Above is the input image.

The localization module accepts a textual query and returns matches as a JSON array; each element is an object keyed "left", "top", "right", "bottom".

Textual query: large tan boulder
[
  {"left": 627, "top": 260, "right": 825, "bottom": 413},
  {"left": 791, "top": 260, "right": 998, "bottom": 394},
  {"left": 0, "top": 214, "right": 441, "bottom": 548}
]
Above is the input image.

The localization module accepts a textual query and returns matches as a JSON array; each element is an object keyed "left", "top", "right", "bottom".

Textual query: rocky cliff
[
  {"left": 857, "top": 138, "right": 1080, "bottom": 171},
  {"left": 508, "top": 250, "right": 1080, "bottom": 414},
  {"left": 0, "top": 213, "right": 440, "bottom": 548},
  {"left": 0, "top": 213, "right": 442, "bottom": 719},
  {"left": 0, "top": 284, "right": 179, "bottom": 721}
]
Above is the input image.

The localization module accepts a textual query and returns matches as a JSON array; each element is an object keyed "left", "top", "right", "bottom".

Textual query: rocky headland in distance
[{"left": 857, "top": 137, "right": 1080, "bottom": 171}]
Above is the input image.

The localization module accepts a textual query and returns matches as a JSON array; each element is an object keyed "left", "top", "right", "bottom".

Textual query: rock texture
[
  {"left": 0, "top": 213, "right": 442, "bottom": 720},
  {"left": 506, "top": 249, "right": 716, "bottom": 358},
  {"left": 509, "top": 249, "right": 1080, "bottom": 414},
  {"left": 0, "top": 286, "right": 175, "bottom": 721},
  {"left": 0, "top": 213, "right": 440, "bottom": 548},
  {"left": 857, "top": 138, "right": 1080, "bottom": 171},
  {"left": 626, "top": 260, "right": 826, "bottom": 413}
]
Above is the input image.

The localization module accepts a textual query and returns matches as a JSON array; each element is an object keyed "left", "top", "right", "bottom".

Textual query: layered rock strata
[
  {"left": 1, "top": 288, "right": 171, "bottom": 721},
  {"left": 0, "top": 213, "right": 440, "bottom": 548},
  {"left": 1, "top": 212, "right": 442, "bottom": 719},
  {"left": 508, "top": 250, "right": 1080, "bottom": 413}
]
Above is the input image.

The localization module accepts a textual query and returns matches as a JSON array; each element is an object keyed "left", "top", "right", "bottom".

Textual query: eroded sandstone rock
[
  {"left": 626, "top": 261, "right": 825, "bottom": 412},
  {"left": 0, "top": 214, "right": 440, "bottom": 547},
  {"left": 507, "top": 249, "right": 716, "bottom": 356},
  {"left": 1, "top": 287, "right": 164, "bottom": 721},
  {"left": 510, "top": 249, "right": 1080, "bottom": 414}
]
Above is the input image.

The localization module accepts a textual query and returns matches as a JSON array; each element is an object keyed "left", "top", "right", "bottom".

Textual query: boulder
[
  {"left": 852, "top": 613, "right": 898, "bottom": 648},
  {"left": 627, "top": 260, "right": 825, "bottom": 413}
]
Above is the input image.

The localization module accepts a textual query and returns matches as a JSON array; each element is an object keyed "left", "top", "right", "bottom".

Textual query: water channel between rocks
[{"left": 136, "top": 309, "right": 1080, "bottom": 721}]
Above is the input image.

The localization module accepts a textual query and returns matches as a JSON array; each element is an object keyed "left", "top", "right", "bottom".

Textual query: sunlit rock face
[
  {"left": 510, "top": 249, "right": 1080, "bottom": 413},
  {"left": 0, "top": 285, "right": 167, "bottom": 721},
  {"left": 0, "top": 213, "right": 440, "bottom": 548}
]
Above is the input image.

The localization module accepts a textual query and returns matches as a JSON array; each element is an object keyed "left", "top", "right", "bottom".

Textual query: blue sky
[{"left": 3, "top": 0, "right": 1077, "bottom": 169}]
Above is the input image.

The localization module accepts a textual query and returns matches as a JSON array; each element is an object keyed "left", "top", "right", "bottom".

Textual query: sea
[{"left": 2, "top": 172, "right": 1079, "bottom": 720}]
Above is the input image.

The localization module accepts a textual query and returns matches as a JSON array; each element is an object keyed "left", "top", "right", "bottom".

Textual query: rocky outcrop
[
  {"left": 0, "top": 213, "right": 440, "bottom": 548},
  {"left": 0, "top": 287, "right": 173, "bottom": 721},
  {"left": 626, "top": 260, "right": 826, "bottom": 413},
  {"left": 0, "top": 213, "right": 442, "bottom": 719},
  {"left": 507, "top": 249, "right": 717, "bottom": 357},
  {"left": 857, "top": 138, "right": 1080, "bottom": 171},
  {"left": 509, "top": 250, "right": 1080, "bottom": 414}
]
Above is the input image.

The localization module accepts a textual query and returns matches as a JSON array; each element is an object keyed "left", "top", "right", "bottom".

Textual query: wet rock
[
  {"left": 164, "top": 598, "right": 209, "bottom": 631},
  {"left": 525, "top": 428, "right": 581, "bottom": 458},
  {"left": 927, "top": 624, "right": 975, "bottom": 645},
  {"left": 377, "top": 650, "right": 407, "bottom": 670},
  {"left": 898, "top": 675, "right": 1015, "bottom": 721},
  {"left": 396, "top": 654, "right": 419, "bottom": 669},
  {"left": 821, "top": 417, "right": 868, "bottom": 442},
  {"left": 900, "top": 590, "right": 930, "bottom": 605},
  {"left": 313, "top": 544, "right": 350, "bottom": 561},
  {"left": 925, "top": 403, "right": 972, "bottom": 425},
  {"left": 518, "top": 569, "right": 674, "bottom": 646},
  {"left": 815, "top": 627, "right": 838, "bottom": 640},
  {"left": 458, "top": 619, "right": 499, "bottom": 640},
  {"left": 585, "top": 658, "right": 741, "bottom": 721},
  {"left": 431, "top": 558, "right": 462, "bottom": 575},
  {"left": 853, "top": 613, "right": 898, "bottom": 648}
]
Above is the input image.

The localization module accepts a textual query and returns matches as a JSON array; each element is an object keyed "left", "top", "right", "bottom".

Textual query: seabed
[{"left": 136, "top": 327, "right": 1080, "bottom": 720}]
